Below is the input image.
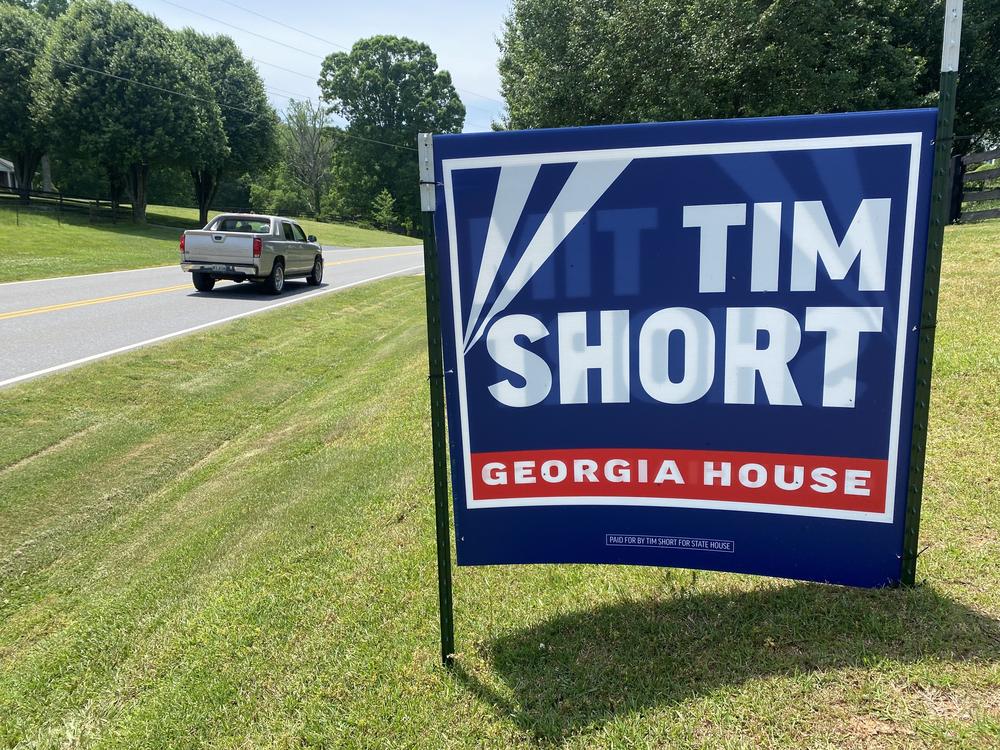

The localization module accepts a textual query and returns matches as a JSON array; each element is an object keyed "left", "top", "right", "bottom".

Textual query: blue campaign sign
[{"left": 430, "top": 109, "right": 937, "bottom": 587}]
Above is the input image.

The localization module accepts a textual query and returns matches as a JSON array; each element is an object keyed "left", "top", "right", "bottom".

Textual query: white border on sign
[{"left": 441, "top": 132, "right": 923, "bottom": 524}]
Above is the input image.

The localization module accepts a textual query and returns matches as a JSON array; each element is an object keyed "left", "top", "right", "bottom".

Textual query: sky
[{"left": 130, "top": 0, "right": 511, "bottom": 132}]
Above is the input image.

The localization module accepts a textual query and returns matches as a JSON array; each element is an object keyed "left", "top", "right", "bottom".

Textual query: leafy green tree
[
  {"left": 371, "top": 188, "right": 396, "bottom": 230},
  {"left": 497, "top": 0, "right": 1000, "bottom": 149},
  {"left": 249, "top": 102, "right": 334, "bottom": 218},
  {"left": 33, "top": 0, "right": 226, "bottom": 221},
  {"left": 177, "top": 29, "right": 278, "bottom": 225},
  {"left": 1, "top": 0, "right": 68, "bottom": 19},
  {"left": 318, "top": 35, "right": 465, "bottom": 227},
  {"left": 896, "top": 0, "right": 1000, "bottom": 150},
  {"left": 280, "top": 99, "right": 333, "bottom": 217},
  {"left": 741, "top": 0, "right": 921, "bottom": 116},
  {"left": 0, "top": 4, "right": 50, "bottom": 202},
  {"left": 248, "top": 162, "right": 312, "bottom": 216}
]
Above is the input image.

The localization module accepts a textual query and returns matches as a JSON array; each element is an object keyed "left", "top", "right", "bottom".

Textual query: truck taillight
[
  {"left": 179, "top": 234, "right": 185, "bottom": 253},
  {"left": 253, "top": 237, "right": 262, "bottom": 258}
]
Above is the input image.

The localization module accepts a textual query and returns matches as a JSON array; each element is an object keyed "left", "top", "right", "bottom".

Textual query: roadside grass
[
  {"left": 0, "top": 208, "right": 180, "bottom": 282},
  {"left": 0, "top": 224, "right": 997, "bottom": 748},
  {"left": 143, "top": 204, "right": 419, "bottom": 249},
  {"left": 0, "top": 203, "right": 418, "bottom": 283}
]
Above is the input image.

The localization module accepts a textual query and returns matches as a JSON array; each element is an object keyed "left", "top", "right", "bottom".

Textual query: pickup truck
[{"left": 179, "top": 213, "right": 323, "bottom": 294}]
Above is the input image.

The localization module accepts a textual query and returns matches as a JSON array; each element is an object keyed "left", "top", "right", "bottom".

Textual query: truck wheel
[
  {"left": 192, "top": 272, "right": 215, "bottom": 292},
  {"left": 264, "top": 260, "right": 285, "bottom": 295},
  {"left": 307, "top": 256, "right": 324, "bottom": 286}
]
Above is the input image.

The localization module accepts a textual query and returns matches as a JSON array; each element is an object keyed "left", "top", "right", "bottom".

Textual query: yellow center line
[
  {"left": 0, "top": 283, "right": 193, "bottom": 321},
  {"left": 326, "top": 249, "right": 421, "bottom": 266},
  {"left": 0, "top": 251, "right": 423, "bottom": 321}
]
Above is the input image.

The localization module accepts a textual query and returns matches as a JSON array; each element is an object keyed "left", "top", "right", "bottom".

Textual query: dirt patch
[{"left": 915, "top": 685, "right": 1000, "bottom": 720}]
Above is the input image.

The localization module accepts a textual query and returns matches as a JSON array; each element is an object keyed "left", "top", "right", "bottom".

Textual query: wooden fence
[
  {"left": 0, "top": 185, "right": 126, "bottom": 223},
  {"left": 953, "top": 149, "right": 1000, "bottom": 223}
]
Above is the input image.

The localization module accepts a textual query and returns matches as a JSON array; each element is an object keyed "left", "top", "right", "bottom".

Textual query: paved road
[{"left": 0, "top": 246, "right": 424, "bottom": 388}]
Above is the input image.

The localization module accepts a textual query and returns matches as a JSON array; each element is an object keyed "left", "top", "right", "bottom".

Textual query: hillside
[{"left": 0, "top": 201, "right": 419, "bottom": 283}]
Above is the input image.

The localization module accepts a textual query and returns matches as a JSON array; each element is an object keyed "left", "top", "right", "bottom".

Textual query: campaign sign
[{"left": 431, "top": 109, "right": 936, "bottom": 587}]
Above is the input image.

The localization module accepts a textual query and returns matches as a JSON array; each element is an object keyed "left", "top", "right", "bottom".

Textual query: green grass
[
  {"left": 143, "top": 204, "right": 420, "bottom": 249},
  {"left": 0, "top": 223, "right": 998, "bottom": 748},
  {"left": 0, "top": 202, "right": 418, "bottom": 283}
]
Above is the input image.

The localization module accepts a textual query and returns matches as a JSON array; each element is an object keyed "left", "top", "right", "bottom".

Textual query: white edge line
[
  {"left": 0, "top": 264, "right": 424, "bottom": 390},
  {"left": 0, "top": 246, "right": 422, "bottom": 287},
  {"left": 0, "top": 263, "right": 177, "bottom": 287}
]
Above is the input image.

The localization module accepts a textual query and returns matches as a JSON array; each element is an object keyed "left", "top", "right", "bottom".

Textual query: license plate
[{"left": 209, "top": 264, "right": 229, "bottom": 272}]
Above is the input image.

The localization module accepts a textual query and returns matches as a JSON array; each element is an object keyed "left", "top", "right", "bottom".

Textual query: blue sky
[{"left": 130, "top": 0, "right": 510, "bottom": 132}]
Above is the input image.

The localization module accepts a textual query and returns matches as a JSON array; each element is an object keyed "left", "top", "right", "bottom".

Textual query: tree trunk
[
  {"left": 313, "top": 185, "right": 322, "bottom": 219},
  {"left": 12, "top": 149, "right": 42, "bottom": 205},
  {"left": 108, "top": 168, "right": 124, "bottom": 224},
  {"left": 126, "top": 163, "right": 149, "bottom": 223},
  {"left": 41, "top": 154, "right": 54, "bottom": 193},
  {"left": 191, "top": 169, "right": 221, "bottom": 227}
]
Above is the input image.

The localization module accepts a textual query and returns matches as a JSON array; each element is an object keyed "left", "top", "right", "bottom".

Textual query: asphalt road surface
[{"left": 0, "top": 246, "right": 424, "bottom": 389}]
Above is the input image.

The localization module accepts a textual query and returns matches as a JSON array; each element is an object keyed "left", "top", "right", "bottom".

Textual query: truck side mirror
[{"left": 308, "top": 235, "right": 317, "bottom": 243}]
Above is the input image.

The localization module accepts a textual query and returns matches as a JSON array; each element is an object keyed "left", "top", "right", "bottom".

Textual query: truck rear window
[{"left": 213, "top": 218, "right": 271, "bottom": 233}]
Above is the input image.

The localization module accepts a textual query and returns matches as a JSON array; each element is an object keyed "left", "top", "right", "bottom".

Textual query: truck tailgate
[{"left": 183, "top": 231, "right": 255, "bottom": 263}]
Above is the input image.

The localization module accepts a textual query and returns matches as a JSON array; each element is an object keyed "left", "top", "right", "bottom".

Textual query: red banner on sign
[{"left": 471, "top": 449, "right": 887, "bottom": 513}]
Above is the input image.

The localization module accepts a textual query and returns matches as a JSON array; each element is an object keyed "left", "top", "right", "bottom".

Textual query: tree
[
  {"left": 897, "top": 0, "right": 1000, "bottom": 151},
  {"left": 318, "top": 35, "right": 465, "bottom": 228},
  {"left": 371, "top": 188, "right": 396, "bottom": 230},
  {"left": 280, "top": 99, "right": 333, "bottom": 217},
  {"left": 1, "top": 0, "right": 68, "bottom": 19},
  {"left": 0, "top": 4, "right": 50, "bottom": 203},
  {"left": 177, "top": 29, "right": 278, "bottom": 225},
  {"left": 497, "top": 0, "right": 1000, "bottom": 149},
  {"left": 248, "top": 161, "right": 313, "bottom": 216},
  {"left": 33, "top": 0, "right": 227, "bottom": 221}
]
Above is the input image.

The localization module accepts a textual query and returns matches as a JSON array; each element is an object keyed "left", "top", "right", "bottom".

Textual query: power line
[
  {"left": 2, "top": 45, "right": 416, "bottom": 152},
  {"left": 247, "top": 56, "right": 493, "bottom": 124},
  {"left": 256, "top": 69, "right": 492, "bottom": 128},
  {"left": 155, "top": 0, "right": 506, "bottom": 108},
  {"left": 211, "top": 0, "right": 506, "bottom": 106},
  {"left": 251, "top": 57, "right": 318, "bottom": 81},
  {"left": 213, "top": 0, "right": 350, "bottom": 52},
  {"left": 157, "top": 0, "right": 327, "bottom": 60},
  {"left": 263, "top": 83, "right": 316, "bottom": 101},
  {"left": 261, "top": 85, "right": 350, "bottom": 125},
  {"left": 6, "top": 44, "right": 260, "bottom": 115}
]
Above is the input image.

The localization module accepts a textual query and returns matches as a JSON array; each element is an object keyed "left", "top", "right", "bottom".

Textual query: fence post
[{"left": 949, "top": 155, "right": 964, "bottom": 223}]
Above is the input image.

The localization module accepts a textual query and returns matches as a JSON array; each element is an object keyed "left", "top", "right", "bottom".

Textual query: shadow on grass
[
  {"left": 1, "top": 201, "right": 201, "bottom": 235},
  {"left": 455, "top": 581, "right": 1000, "bottom": 743}
]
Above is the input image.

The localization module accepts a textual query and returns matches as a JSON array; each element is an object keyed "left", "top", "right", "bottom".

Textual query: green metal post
[
  {"left": 418, "top": 133, "right": 456, "bottom": 665},
  {"left": 901, "top": 0, "right": 963, "bottom": 586}
]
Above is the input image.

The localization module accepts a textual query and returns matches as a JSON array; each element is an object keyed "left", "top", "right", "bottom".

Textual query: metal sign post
[
  {"left": 901, "top": 0, "right": 963, "bottom": 585},
  {"left": 419, "top": 132, "right": 456, "bottom": 666}
]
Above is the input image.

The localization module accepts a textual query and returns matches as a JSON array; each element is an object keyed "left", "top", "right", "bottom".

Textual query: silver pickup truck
[{"left": 180, "top": 213, "right": 323, "bottom": 294}]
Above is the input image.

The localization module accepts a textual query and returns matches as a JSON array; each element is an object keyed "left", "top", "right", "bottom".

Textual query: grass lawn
[
  {"left": 0, "top": 202, "right": 418, "bottom": 283},
  {"left": 143, "top": 204, "right": 420, "bottom": 249},
  {"left": 0, "top": 224, "right": 997, "bottom": 748}
]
